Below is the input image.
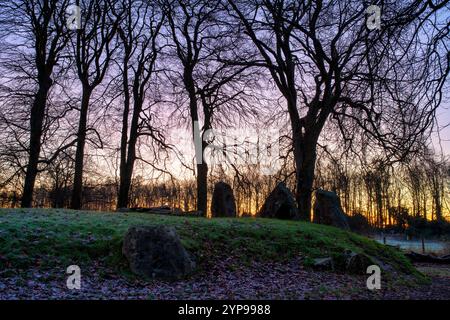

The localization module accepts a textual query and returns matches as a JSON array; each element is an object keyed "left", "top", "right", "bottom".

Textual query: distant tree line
[{"left": 0, "top": 141, "right": 448, "bottom": 227}]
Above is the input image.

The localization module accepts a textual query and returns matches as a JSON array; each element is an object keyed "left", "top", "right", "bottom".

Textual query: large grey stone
[
  {"left": 311, "top": 252, "right": 374, "bottom": 274},
  {"left": 313, "top": 189, "right": 350, "bottom": 230},
  {"left": 211, "top": 182, "right": 237, "bottom": 217},
  {"left": 258, "top": 182, "right": 299, "bottom": 219},
  {"left": 312, "top": 257, "right": 335, "bottom": 271},
  {"left": 122, "top": 225, "right": 195, "bottom": 279},
  {"left": 345, "top": 252, "right": 373, "bottom": 275}
]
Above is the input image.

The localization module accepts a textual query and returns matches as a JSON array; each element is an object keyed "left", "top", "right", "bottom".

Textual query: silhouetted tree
[
  {"left": 0, "top": 0, "right": 72, "bottom": 207},
  {"left": 70, "top": 0, "right": 120, "bottom": 209},
  {"left": 161, "top": 0, "right": 255, "bottom": 216},
  {"left": 113, "top": 0, "right": 166, "bottom": 208},
  {"left": 227, "top": 0, "right": 449, "bottom": 220}
]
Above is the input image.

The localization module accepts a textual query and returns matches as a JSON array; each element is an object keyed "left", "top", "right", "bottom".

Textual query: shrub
[{"left": 348, "top": 212, "right": 372, "bottom": 234}]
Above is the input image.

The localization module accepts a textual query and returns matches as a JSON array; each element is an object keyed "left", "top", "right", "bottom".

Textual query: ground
[{"left": 0, "top": 208, "right": 448, "bottom": 300}]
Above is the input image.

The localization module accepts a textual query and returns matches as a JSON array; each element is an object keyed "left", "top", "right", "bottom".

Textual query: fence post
[{"left": 421, "top": 235, "right": 425, "bottom": 254}]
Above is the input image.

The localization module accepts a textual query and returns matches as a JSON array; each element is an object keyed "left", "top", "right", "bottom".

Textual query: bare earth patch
[{"left": 0, "top": 260, "right": 448, "bottom": 300}]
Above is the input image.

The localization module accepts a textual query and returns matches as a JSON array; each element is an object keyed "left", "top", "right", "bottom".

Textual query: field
[{"left": 0, "top": 208, "right": 448, "bottom": 300}]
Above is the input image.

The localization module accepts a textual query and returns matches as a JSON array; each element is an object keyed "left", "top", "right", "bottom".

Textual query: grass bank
[{"left": 0, "top": 208, "right": 423, "bottom": 281}]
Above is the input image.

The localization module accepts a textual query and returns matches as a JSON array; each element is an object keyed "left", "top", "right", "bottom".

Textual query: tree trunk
[
  {"left": 184, "top": 69, "right": 209, "bottom": 216},
  {"left": 117, "top": 67, "right": 131, "bottom": 209},
  {"left": 21, "top": 81, "right": 52, "bottom": 208},
  {"left": 117, "top": 157, "right": 135, "bottom": 209},
  {"left": 117, "top": 118, "right": 138, "bottom": 209},
  {"left": 288, "top": 96, "right": 323, "bottom": 221},
  {"left": 294, "top": 138, "right": 318, "bottom": 222},
  {"left": 434, "top": 191, "right": 442, "bottom": 221},
  {"left": 71, "top": 88, "right": 92, "bottom": 210},
  {"left": 197, "top": 161, "right": 208, "bottom": 216}
]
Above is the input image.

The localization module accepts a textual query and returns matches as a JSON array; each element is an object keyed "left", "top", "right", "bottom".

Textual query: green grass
[{"left": 0, "top": 208, "right": 424, "bottom": 281}]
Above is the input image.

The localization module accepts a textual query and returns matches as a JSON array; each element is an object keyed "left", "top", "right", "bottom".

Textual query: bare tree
[
  {"left": 423, "top": 150, "right": 447, "bottom": 221},
  {"left": 112, "top": 0, "right": 167, "bottom": 209},
  {"left": 47, "top": 150, "right": 74, "bottom": 208},
  {"left": 0, "top": 0, "right": 72, "bottom": 207},
  {"left": 227, "top": 0, "right": 449, "bottom": 220},
  {"left": 69, "top": 0, "right": 120, "bottom": 209},
  {"left": 161, "top": 0, "right": 254, "bottom": 216}
]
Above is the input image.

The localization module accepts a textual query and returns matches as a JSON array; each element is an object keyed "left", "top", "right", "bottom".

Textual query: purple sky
[{"left": 432, "top": 103, "right": 450, "bottom": 157}]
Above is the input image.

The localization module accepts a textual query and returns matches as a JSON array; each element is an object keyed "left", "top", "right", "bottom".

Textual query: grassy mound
[{"left": 0, "top": 208, "right": 423, "bottom": 281}]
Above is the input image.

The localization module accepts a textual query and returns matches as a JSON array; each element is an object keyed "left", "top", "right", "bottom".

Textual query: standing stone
[
  {"left": 211, "top": 182, "right": 237, "bottom": 217},
  {"left": 313, "top": 189, "right": 350, "bottom": 230},
  {"left": 122, "top": 225, "right": 195, "bottom": 279},
  {"left": 257, "top": 182, "right": 299, "bottom": 219}
]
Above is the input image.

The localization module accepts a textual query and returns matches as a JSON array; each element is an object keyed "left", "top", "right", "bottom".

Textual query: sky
[{"left": 431, "top": 102, "right": 450, "bottom": 157}]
